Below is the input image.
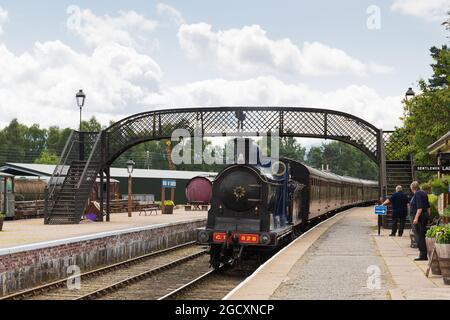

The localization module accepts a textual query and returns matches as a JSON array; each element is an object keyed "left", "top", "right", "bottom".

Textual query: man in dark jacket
[
  {"left": 382, "top": 185, "right": 409, "bottom": 236},
  {"left": 409, "top": 181, "right": 430, "bottom": 261}
]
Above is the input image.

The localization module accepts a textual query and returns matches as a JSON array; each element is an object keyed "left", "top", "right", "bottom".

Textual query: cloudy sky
[{"left": 0, "top": 0, "right": 448, "bottom": 137}]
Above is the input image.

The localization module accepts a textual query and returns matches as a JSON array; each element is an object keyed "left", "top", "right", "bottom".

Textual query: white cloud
[
  {"left": 0, "top": 6, "right": 8, "bottom": 35},
  {"left": 144, "top": 76, "right": 403, "bottom": 129},
  {"left": 68, "top": 8, "right": 158, "bottom": 48},
  {"left": 0, "top": 8, "right": 165, "bottom": 128},
  {"left": 391, "top": 0, "right": 449, "bottom": 21},
  {"left": 0, "top": 41, "right": 162, "bottom": 128},
  {"left": 157, "top": 3, "right": 185, "bottom": 26},
  {"left": 0, "top": 5, "right": 400, "bottom": 136},
  {"left": 178, "top": 23, "right": 393, "bottom": 77}
]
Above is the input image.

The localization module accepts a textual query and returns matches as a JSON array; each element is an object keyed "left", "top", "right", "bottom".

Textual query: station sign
[
  {"left": 161, "top": 179, "right": 176, "bottom": 188},
  {"left": 374, "top": 205, "right": 387, "bottom": 215},
  {"left": 414, "top": 165, "right": 440, "bottom": 172},
  {"left": 414, "top": 165, "right": 450, "bottom": 173}
]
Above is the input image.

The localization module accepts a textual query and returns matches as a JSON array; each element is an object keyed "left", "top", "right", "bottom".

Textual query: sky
[{"left": 0, "top": 0, "right": 448, "bottom": 148}]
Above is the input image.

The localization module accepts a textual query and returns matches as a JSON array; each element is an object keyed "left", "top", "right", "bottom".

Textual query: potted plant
[
  {"left": 163, "top": 200, "right": 175, "bottom": 214},
  {"left": 431, "top": 178, "right": 446, "bottom": 196},
  {"left": 444, "top": 206, "right": 450, "bottom": 224},
  {"left": 426, "top": 225, "right": 445, "bottom": 275},
  {"left": 435, "top": 225, "right": 450, "bottom": 285},
  {"left": 0, "top": 212, "right": 5, "bottom": 231},
  {"left": 420, "top": 182, "right": 432, "bottom": 194}
]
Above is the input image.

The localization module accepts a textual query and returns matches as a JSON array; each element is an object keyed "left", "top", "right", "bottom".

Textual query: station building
[
  {"left": 427, "top": 130, "right": 450, "bottom": 213},
  {"left": 0, "top": 163, "right": 216, "bottom": 205}
]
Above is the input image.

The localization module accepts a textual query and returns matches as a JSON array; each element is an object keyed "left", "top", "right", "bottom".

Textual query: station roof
[
  {"left": 306, "top": 164, "right": 378, "bottom": 185},
  {"left": 0, "top": 163, "right": 216, "bottom": 181},
  {"left": 0, "top": 172, "right": 14, "bottom": 178},
  {"left": 428, "top": 130, "right": 450, "bottom": 155}
]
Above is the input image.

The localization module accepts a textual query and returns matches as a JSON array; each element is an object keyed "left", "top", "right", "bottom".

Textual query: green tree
[
  {"left": 306, "top": 141, "right": 378, "bottom": 180},
  {"left": 80, "top": 116, "right": 102, "bottom": 132},
  {"left": 388, "top": 17, "right": 450, "bottom": 173},
  {"left": 34, "top": 151, "right": 60, "bottom": 164},
  {"left": 401, "top": 46, "right": 450, "bottom": 165}
]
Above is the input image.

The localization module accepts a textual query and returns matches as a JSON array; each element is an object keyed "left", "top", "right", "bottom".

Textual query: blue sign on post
[
  {"left": 374, "top": 205, "right": 387, "bottom": 215},
  {"left": 161, "top": 179, "right": 176, "bottom": 188}
]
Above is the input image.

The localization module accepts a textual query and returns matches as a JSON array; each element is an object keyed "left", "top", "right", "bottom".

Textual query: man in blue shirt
[
  {"left": 382, "top": 185, "right": 409, "bottom": 236},
  {"left": 409, "top": 181, "right": 430, "bottom": 261}
]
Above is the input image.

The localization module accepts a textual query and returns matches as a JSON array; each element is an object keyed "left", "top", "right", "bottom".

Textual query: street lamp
[
  {"left": 76, "top": 90, "right": 86, "bottom": 131},
  {"left": 405, "top": 87, "right": 415, "bottom": 101},
  {"left": 126, "top": 159, "right": 135, "bottom": 218}
]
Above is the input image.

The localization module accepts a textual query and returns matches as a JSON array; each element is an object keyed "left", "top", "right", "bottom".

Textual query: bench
[{"left": 139, "top": 205, "right": 159, "bottom": 216}]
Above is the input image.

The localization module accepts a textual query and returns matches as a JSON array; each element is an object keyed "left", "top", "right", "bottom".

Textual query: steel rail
[
  {"left": 0, "top": 241, "right": 198, "bottom": 300},
  {"left": 75, "top": 250, "right": 207, "bottom": 300},
  {"left": 157, "top": 268, "right": 221, "bottom": 300}
]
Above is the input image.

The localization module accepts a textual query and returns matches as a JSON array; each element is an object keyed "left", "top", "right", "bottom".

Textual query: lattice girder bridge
[{"left": 44, "top": 106, "right": 401, "bottom": 224}]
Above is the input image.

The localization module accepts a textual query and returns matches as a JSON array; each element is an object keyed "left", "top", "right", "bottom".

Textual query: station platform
[
  {"left": 0, "top": 209, "right": 207, "bottom": 296},
  {"left": 225, "top": 207, "right": 450, "bottom": 300},
  {"left": 0, "top": 209, "right": 207, "bottom": 250}
]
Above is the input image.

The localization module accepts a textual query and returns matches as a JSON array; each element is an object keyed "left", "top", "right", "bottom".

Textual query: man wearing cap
[{"left": 382, "top": 185, "right": 409, "bottom": 237}]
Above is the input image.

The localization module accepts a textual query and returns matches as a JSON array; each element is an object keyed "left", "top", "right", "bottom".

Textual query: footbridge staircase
[{"left": 44, "top": 131, "right": 102, "bottom": 224}]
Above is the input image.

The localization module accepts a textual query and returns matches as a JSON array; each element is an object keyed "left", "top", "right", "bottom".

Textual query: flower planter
[
  {"left": 163, "top": 205, "right": 174, "bottom": 215},
  {"left": 435, "top": 243, "right": 450, "bottom": 285},
  {"left": 431, "top": 188, "right": 442, "bottom": 196},
  {"left": 425, "top": 237, "right": 441, "bottom": 275}
]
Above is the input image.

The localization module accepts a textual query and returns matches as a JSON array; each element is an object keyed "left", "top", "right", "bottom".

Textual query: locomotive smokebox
[{"left": 218, "top": 166, "right": 261, "bottom": 212}]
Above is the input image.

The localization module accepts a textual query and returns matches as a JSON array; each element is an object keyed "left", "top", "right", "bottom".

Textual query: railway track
[
  {"left": 1, "top": 242, "right": 207, "bottom": 300},
  {"left": 159, "top": 265, "right": 256, "bottom": 300},
  {"left": 2, "top": 212, "right": 343, "bottom": 301}
]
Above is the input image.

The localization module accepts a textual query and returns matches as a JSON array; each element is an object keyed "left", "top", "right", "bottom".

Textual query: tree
[
  {"left": 401, "top": 45, "right": 450, "bottom": 165},
  {"left": 389, "top": 18, "right": 450, "bottom": 173},
  {"left": 34, "top": 151, "right": 59, "bottom": 164},
  {"left": 306, "top": 141, "right": 378, "bottom": 180},
  {"left": 279, "top": 137, "right": 306, "bottom": 161},
  {"left": 80, "top": 116, "right": 102, "bottom": 132}
]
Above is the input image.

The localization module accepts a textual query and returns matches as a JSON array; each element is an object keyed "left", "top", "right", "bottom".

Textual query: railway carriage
[{"left": 196, "top": 151, "right": 378, "bottom": 268}]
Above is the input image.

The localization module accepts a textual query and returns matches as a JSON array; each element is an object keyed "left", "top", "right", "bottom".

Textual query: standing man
[
  {"left": 382, "top": 185, "right": 409, "bottom": 237},
  {"left": 409, "top": 181, "right": 430, "bottom": 261}
]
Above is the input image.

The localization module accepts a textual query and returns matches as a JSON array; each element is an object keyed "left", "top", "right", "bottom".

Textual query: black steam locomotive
[{"left": 196, "top": 142, "right": 378, "bottom": 268}]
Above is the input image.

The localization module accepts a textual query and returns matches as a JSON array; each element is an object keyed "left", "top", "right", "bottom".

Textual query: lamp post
[
  {"left": 405, "top": 87, "right": 415, "bottom": 101},
  {"left": 126, "top": 159, "right": 135, "bottom": 218},
  {"left": 76, "top": 90, "right": 86, "bottom": 131}
]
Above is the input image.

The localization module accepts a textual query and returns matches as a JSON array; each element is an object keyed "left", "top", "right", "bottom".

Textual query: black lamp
[
  {"left": 405, "top": 87, "right": 415, "bottom": 101},
  {"left": 126, "top": 159, "right": 136, "bottom": 175}
]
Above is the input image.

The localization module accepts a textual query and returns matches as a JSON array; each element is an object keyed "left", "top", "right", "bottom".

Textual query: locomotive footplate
[{"left": 196, "top": 225, "right": 293, "bottom": 247}]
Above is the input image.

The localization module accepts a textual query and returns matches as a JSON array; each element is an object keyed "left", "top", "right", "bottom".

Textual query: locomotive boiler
[{"left": 196, "top": 147, "right": 378, "bottom": 269}]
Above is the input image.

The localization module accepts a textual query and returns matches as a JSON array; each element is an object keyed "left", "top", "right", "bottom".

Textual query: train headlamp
[
  {"left": 260, "top": 233, "right": 271, "bottom": 245},
  {"left": 198, "top": 230, "right": 209, "bottom": 243}
]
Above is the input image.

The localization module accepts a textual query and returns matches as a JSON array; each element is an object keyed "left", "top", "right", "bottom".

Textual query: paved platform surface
[
  {"left": 0, "top": 209, "right": 207, "bottom": 249},
  {"left": 226, "top": 207, "right": 450, "bottom": 300}
]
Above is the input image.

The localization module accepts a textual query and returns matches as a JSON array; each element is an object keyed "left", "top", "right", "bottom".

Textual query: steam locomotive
[{"left": 196, "top": 141, "right": 378, "bottom": 268}]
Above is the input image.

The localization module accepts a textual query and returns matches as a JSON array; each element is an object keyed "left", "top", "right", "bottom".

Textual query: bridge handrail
[
  {"left": 46, "top": 130, "right": 77, "bottom": 200},
  {"left": 76, "top": 131, "right": 102, "bottom": 190}
]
